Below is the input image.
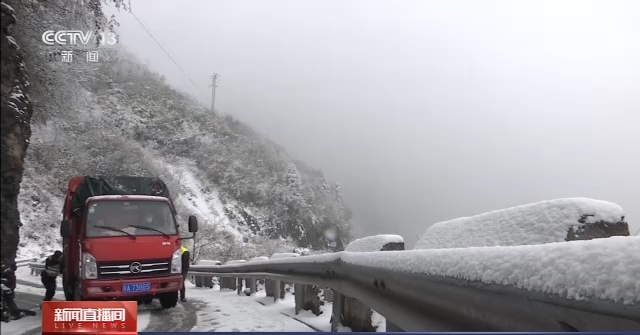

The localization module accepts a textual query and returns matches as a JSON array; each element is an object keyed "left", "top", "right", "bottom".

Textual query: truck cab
[{"left": 60, "top": 176, "right": 197, "bottom": 309}]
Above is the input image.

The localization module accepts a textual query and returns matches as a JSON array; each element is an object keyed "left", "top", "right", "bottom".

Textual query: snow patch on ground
[
  {"left": 11, "top": 282, "right": 149, "bottom": 332},
  {"left": 345, "top": 234, "right": 404, "bottom": 252},
  {"left": 137, "top": 311, "right": 151, "bottom": 331},
  {"left": 0, "top": 312, "right": 42, "bottom": 335},
  {"left": 415, "top": 198, "right": 626, "bottom": 249},
  {"left": 371, "top": 310, "right": 386, "bottom": 332},
  {"left": 254, "top": 289, "right": 333, "bottom": 332},
  {"left": 186, "top": 281, "right": 315, "bottom": 332},
  {"left": 14, "top": 267, "right": 54, "bottom": 288}
]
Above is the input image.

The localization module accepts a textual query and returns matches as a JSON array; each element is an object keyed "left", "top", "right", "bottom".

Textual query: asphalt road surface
[
  {"left": 12, "top": 281, "right": 200, "bottom": 333},
  {"left": 14, "top": 291, "right": 50, "bottom": 311}
]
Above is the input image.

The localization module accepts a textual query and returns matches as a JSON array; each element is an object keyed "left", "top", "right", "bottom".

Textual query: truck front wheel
[{"left": 158, "top": 292, "right": 178, "bottom": 309}]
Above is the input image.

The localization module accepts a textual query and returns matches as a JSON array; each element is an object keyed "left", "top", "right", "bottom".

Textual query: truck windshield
[{"left": 85, "top": 200, "right": 178, "bottom": 238}]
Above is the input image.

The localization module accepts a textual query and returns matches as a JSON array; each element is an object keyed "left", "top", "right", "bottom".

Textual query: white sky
[{"left": 105, "top": 0, "right": 640, "bottom": 243}]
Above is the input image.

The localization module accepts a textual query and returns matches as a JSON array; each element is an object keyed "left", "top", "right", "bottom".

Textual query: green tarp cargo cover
[{"left": 71, "top": 176, "right": 173, "bottom": 215}]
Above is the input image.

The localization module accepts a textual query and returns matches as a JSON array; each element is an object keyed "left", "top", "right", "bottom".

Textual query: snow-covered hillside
[{"left": 13, "top": 8, "right": 352, "bottom": 259}]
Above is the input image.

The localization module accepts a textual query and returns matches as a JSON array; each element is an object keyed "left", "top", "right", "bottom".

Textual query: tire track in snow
[{"left": 141, "top": 300, "right": 201, "bottom": 332}]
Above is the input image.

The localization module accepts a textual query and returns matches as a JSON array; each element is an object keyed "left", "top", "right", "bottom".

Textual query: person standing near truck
[
  {"left": 180, "top": 246, "right": 190, "bottom": 302},
  {"left": 41, "top": 251, "right": 63, "bottom": 303}
]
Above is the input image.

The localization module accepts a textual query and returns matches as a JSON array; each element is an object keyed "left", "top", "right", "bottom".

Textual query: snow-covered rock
[
  {"left": 415, "top": 198, "right": 627, "bottom": 250},
  {"left": 345, "top": 234, "right": 404, "bottom": 252}
]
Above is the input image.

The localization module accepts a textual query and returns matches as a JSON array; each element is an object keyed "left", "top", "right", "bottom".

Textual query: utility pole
[{"left": 209, "top": 73, "right": 219, "bottom": 112}]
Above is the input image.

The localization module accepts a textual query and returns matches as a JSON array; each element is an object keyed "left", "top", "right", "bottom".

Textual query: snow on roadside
[
  {"left": 15, "top": 267, "right": 52, "bottom": 287},
  {"left": 371, "top": 311, "right": 386, "bottom": 332},
  {"left": 415, "top": 198, "right": 626, "bottom": 249},
  {"left": 10, "top": 284, "right": 150, "bottom": 332},
  {"left": 15, "top": 283, "right": 47, "bottom": 296},
  {"left": 254, "top": 290, "right": 333, "bottom": 332},
  {"left": 0, "top": 312, "right": 42, "bottom": 335},
  {"left": 186, "top": 281, "right": 314, "bottom": 332}
]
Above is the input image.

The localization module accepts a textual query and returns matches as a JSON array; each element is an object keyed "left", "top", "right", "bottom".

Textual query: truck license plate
[{"left": 122, "top": 282, "right": 151, "bottom": 293}]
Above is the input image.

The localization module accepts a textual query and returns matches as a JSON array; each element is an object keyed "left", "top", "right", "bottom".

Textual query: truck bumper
[{"left": 81, "top": 275, "right": 183, "bottom": 300}]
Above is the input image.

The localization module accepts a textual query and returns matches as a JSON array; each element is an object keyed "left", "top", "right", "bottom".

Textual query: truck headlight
[
  {"left": 170, "top": 248, "right": 182, "bottom": 274},
  {"left": 82, "top": 252, "right": 98, "bottom": 279}
]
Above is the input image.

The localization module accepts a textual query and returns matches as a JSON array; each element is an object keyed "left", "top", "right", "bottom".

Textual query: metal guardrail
[
  {"left": 28, "top": 262, "right": 45, "bottom": 269},
  {"left": 24, "top": 243, "right": 639, "bottom": 331},
  {"left": 16, "top": 258, "right": 32, "bottom": 267},
  {"left": 187, "top": 251, "right": 640, "bottom": 332}
]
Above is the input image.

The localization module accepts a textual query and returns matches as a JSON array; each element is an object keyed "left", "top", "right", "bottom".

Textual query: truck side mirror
[
  {"left": 188, "top": 215, "right": 198, "bottom": 233},
  {"left": 60, "top": 219, "right": 71, "bottom": 238}
]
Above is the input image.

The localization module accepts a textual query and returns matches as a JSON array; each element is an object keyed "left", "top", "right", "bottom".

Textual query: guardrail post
[
  {"left": 246, "top": 278, "right": 256, "bottom": 296},
  {"left": 236, "top": 277, "right": 244, "bottom": 295},
  {"left": 294, "top": 282, "right": 322, "bottom": 316},
  {"left": 273, "top": 280, "right": 281, "bottom": 302},
  {"left": 265, "top": 279, "right": 275, "bottom": 297},
  {"left": 331, "top": 291, "right": 344, "bottom": 332},
  {"left": 294, "top": 283, "right": 303, "bottom": 314},
  {"left": 264, "top": 279, "right": 286, "bottom": 299},
  {"left": 220, "top": 276, "right": 236, "bottom": 290},
  {"left": 340, "top": 235, "right": 405, "bottom": 332},
  {"left": 219, "top": 260, "right": 246, "bottom": 290}
]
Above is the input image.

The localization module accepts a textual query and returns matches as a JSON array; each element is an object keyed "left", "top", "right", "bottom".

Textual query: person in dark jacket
[
  {"left": 180, "top": 246, "right": 190, "bottom": 302},
  {"left": 41, "top": 251, "right": 63, "bottom": 302}
]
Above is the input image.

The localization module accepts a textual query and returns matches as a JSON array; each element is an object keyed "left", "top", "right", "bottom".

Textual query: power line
[{"left": 127, "top": 10, "right": 209, "bottom": 101}]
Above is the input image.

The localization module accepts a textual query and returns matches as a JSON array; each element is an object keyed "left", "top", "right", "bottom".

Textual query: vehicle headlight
[
  {"left": 170, "top": 248, "right": 182, "bottom": 274},
  {"left": 82, "top": 252, "right": 98, "bottom": 279}
]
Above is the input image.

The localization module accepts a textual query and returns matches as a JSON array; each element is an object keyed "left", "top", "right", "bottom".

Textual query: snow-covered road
[{"left": 8, "top": 269, "right": 320, "bottom": 334}]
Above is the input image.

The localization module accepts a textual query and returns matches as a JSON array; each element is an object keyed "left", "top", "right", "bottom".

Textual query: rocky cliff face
[{"left": 1, "top": 0, "right": 34, "bottom": 322}]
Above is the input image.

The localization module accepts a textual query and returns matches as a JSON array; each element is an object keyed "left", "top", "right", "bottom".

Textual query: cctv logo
[{"left": 42, "top": 30, "right": 117, "bottom": 47}]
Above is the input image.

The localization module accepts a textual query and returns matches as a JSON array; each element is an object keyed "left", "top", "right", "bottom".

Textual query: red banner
[{"left": 42, "top": 301, "right": 137, "bottom": 335}]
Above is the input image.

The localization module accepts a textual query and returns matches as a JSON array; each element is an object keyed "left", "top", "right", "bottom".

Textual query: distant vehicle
[{"left": 59, "top": 176, "right": 198, "bottom": 309}]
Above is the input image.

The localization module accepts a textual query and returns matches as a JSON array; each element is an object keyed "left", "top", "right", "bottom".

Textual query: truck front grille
[{"left": 97, "top": 258, "right": 172, "bottom": 279}]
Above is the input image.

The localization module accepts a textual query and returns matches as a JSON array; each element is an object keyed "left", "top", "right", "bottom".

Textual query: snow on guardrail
[
  {"left": 345, "top": 236, "right": 640, "bottom": 304},
  {"left": 15, "top": 258, "right": 32, "bottom": 267},
  {"left": 415, "top": 198, "right": 627, "bottom": 249},
  {"left": 225, "top": 260, "right": 247, "bottom": 265},
  {"left": 213, "top": 236, "right": 639, "bottom": 305},
  {"left": 345, "top": 234, "right": 404, "bottom": 252},
  {"left": 270, "top": 253, "right": 300, "bottom": 259}
]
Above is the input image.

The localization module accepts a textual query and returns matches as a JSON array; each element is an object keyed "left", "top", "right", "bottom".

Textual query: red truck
[{"left": 59, "top": 176, "right": 197, "bottom": 309}]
